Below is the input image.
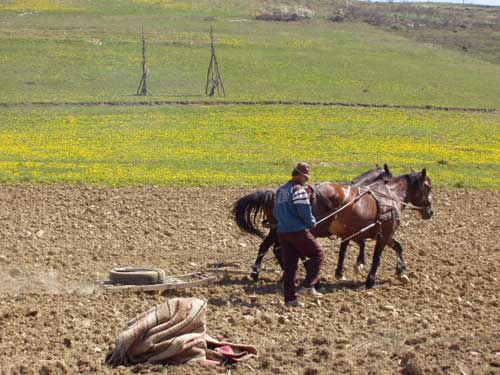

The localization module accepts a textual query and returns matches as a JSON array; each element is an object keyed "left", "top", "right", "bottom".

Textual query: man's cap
[{"left": 293, "top": 162, "right": 311, "bottom": 179}]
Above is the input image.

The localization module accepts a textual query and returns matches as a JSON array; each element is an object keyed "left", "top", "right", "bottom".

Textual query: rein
[{"left": 315, "top": 189, "right": 370, "bottom": 225}]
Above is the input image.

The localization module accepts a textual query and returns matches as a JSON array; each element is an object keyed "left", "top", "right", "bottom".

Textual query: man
[{"left": 273, "top": 162, "right": 325, "bottom": 307}]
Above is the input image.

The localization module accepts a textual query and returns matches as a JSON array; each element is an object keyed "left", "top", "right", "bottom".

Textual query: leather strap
[{"left": 310, "top": 184, "right": 335, "bottom": 211}]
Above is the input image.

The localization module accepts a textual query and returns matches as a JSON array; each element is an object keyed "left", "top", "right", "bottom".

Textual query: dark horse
[
  {"left": 232, "top": 165, "right": 393, "bottom": 281},
  {"left": 234, "top": 168, "right": 433, "bottom": 288}
]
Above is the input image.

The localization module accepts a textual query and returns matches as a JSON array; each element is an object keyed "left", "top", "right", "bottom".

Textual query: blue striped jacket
[{"left": 273, "top": 181, "right": 316, "bottom": 233}]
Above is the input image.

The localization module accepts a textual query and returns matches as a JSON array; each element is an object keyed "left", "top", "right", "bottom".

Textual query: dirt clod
[{"left": 304, "top": 368, "right": 319, "bottom": 375}]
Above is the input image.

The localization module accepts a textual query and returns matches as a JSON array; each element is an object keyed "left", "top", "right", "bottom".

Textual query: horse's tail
[{"left": 232, "top": 190, "right": 275, "bottom": 239}]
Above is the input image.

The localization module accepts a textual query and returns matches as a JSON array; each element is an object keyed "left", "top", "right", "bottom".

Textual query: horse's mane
[{"left": 350, "top": 168, "right": 383, "bottom": 186}]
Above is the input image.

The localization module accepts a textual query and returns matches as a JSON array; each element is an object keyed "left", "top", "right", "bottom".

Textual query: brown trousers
[{"left": 278, "top": 229, "right": 325, "bottom": 303}]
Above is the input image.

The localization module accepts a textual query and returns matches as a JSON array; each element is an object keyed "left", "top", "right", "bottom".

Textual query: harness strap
[
  {"left": 310, "top": 184, "right": 335, "bottom": 211},
  {"left": 385, "top": 184, "right": 401, "bottom": 224},
  {"left": 366, "top": 188, "right": 424, "bottom": 211}
]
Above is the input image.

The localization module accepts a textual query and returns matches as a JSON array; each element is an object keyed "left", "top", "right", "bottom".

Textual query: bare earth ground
[{"left": 0, "top": 186, "right": 499, "bottom": 375}]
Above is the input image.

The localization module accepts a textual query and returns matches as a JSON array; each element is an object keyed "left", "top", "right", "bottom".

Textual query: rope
[
  {"left": 340, "top": 221, "right": 380, "bottom": 243},
  {"left": 315, "top": 189, "right": 369, "bottom": 225}
]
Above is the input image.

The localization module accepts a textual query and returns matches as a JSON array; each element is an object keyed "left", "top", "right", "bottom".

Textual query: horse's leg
[
  {"left": 272, "top": 242, "right": 283, "bottom": 270},
  {"left": 267, "top": 228, "right": 282, "bottom": 269},
  {"left": 335, "top": 241, "right": 349, "bottom": 280},
  {"left": 272, "top": 242, "right": 284, "bottom": 285},
  {"left": 366, "top": 237, "right": 389, "bottom": 289},
  {"left": 387, "top": 238, "right": 410, "bottom": 285},
  {"left": 251, "top": 230, "right": 276, "bottom": 281},
  {"left": 354, "top": 240, "right": 366, "bottom": 274}
]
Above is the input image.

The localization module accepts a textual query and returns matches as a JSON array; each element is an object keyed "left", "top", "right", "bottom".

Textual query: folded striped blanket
[{"left": 106, "top": 298, "right": 257, "bottom": 367}]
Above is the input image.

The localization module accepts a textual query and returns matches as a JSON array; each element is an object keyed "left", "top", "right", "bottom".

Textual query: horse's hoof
[
  {"left": 335, "top": 274, "right": 347, "bottom": 281},
  {"left": 398, "top": 273, "right": 410, "bottom": 285},
  {"left": 354, "top": 263, "right": 364, "bottom": 274},
  {"left": 365, "top": 276, "right": 376, "bottom": 289},
  {"left": 250, "top": 272, "right": 259, "bottom": 282}
]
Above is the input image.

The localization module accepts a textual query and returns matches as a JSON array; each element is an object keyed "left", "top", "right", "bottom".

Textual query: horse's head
[{"left": 407, "top": 168, "right": 433, "bottom": 220}]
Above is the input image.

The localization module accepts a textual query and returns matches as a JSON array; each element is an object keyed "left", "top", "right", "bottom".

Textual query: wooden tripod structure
[
  {"left": 205, "top": 26, "right": 226, "bottom": 97},
  {"left": 136, "top": 27, "right": 153, "bottom": 96}
]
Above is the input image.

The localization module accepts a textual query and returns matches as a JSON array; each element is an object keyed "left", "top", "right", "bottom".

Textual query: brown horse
[
  {"left": 311, "top": 168, "right": 433, "bottom": 288},
  {"left": 232, "top": 165, "right": 393, "bottom": 281},
  {"left": 234, "top": 168, "right": 433, "bottom": 289}
]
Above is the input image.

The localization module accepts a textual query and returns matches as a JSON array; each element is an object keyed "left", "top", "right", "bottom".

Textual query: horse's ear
[
  {"left": 410, "top": 167, "right": 415, "bottom": 173},
  {"left": 375, "top": 163, "right": 380, "bottom": 169},
  {"left": 421, "top": 168, "right": 427, "bottom": 181},
  {"left": 384, "top": 163, "right": 392, "bottom": 176}
]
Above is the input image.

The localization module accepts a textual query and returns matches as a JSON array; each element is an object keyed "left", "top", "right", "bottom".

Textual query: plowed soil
[{"left": 0, "top": 186, "right": 499, "bottom": 375}]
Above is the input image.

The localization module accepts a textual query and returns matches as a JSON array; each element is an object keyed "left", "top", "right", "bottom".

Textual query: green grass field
[
  {"left": 0, "top": 0, "right": 498, "bottom": 189},
  {"left": 0, "top": 105, "right": 498, "bottom": 188},
  {"left": 1, "top": 0, "right": 500, "bottom": 107}
]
